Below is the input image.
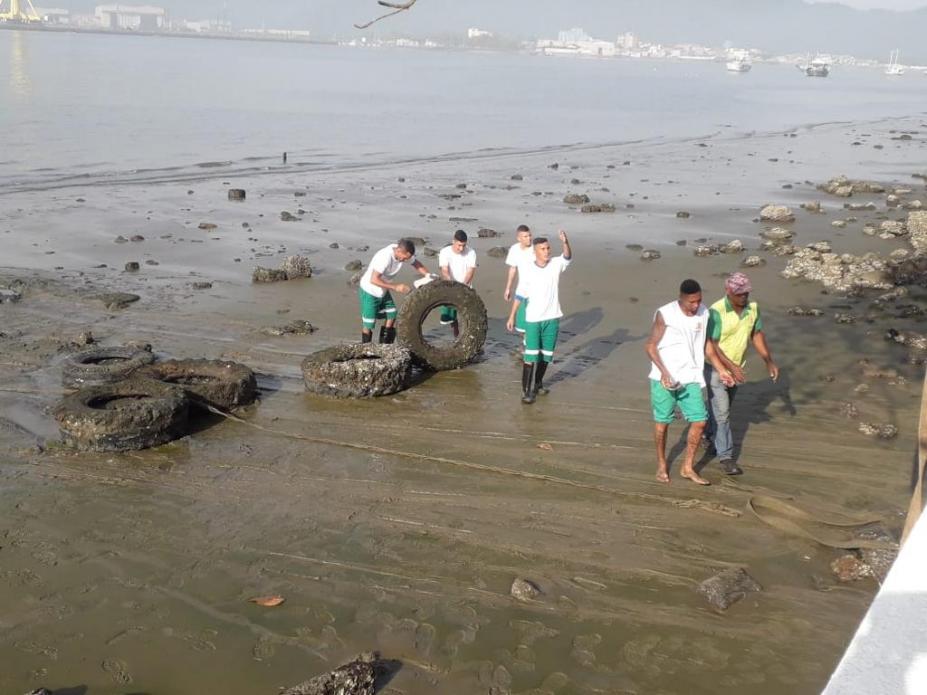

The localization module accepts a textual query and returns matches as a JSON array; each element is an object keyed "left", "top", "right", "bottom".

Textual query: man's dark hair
[
  {"left": 679, "top": 279, "right": 701, "bottom": 295},
  {"left": 517, "top": 224, "right": 530, "bottom": 233},
  {"left": 453, "top": 229, "right": 467, "bottom": 242},
  {"left": 397, "top": 238, "right": 415, "bottom": 255},
  {"left": 532, "top": 237, "right": 548, "bottom": 246}
]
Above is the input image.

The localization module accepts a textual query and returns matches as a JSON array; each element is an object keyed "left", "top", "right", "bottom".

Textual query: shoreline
[{"left": 2, "top": 112, "right": 920, "bottom": 194}]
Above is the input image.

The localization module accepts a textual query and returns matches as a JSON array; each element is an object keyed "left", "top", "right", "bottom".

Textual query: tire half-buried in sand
[
  {"left": 301, "top": 344, "right": 412, "bottom": 398},
  {"left": 61, "top": 345, "right": 156, "bottom": 389},
  {"left": 53, "top": 378, "right": 190, "bottom": 452},
  {"left": 395, "top": 280, "right": 487, "bottom": 371},
  {"left": 136, "top": 359, "right": 257, "bottom": 410}
]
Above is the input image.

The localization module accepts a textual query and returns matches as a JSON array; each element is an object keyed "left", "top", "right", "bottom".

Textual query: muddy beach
[{"left": 1, "top": 116, "right": 926, "bottom": 694}]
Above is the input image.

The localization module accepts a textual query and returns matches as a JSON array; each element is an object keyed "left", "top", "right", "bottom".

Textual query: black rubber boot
[
  {"left": 535, "top": 361, "right": 549, "bottom": 395},
  {"left": 361, "top": 332, "right": 373, "bottom": 344},
  {"left": 381, "top": 326, "right": 396, "bottom": 344},
  {"left": 521, "top": 362, "right": 537, "bottom": 404}
]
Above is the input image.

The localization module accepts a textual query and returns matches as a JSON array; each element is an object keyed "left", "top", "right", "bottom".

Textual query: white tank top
[{"left": 648, "top": 300, "right": 709, "bottom": 386}]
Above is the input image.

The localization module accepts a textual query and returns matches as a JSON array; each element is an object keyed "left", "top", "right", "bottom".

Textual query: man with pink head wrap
[{"left": 704, "top": 272, "right": 779, "bottom": 475}]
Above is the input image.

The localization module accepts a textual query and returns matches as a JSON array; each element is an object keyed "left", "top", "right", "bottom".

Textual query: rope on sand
[{"left": 205, "top": 404, "right": 669, "bottom": 503}]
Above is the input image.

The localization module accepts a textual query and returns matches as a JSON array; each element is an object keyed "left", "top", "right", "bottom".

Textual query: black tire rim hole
[
  {"left": 163, "top": 374, "right": 222, "bottom": 385},
  {"left": 88, "top": 394, "right": 152, "bottom": 410},
  {"left": 83, "top": 356, "right": 131, "bottom": 366},
  {"left": 419, "top": 304, "right": 463, "bottom": 349}
]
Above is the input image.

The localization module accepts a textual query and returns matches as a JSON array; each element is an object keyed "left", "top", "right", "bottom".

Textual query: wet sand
[{"left": 1, "top": 116, "right": 926, "bottom": 694}]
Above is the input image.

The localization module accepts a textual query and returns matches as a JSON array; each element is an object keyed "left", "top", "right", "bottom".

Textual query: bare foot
[
  {"left": 656, "top": 468, "right": 670, "bottom": 484},
  {"left": 681, "top": 470, "right": 711, "bottom": 486}
]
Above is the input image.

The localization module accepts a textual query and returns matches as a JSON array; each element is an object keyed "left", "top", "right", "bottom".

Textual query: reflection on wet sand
[{"left": 8, "top": 30, "right": 31, "bottom": 99}]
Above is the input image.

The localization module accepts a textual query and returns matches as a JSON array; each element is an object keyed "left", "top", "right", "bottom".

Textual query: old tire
[
  {"left": 135, "top": 359, "right": 257, "bottom": 410},
  {"left": 62, "top": 346, "right": 156, "bottom": 389},
  {"left": 53, "top": 378, "right": 189, "bottom": 452},
  {"left": 301, "top": 343, "right": 412, "bottom": 398},
  {"left": 395, "top": 280, "right": 487, "bottom": 370}
]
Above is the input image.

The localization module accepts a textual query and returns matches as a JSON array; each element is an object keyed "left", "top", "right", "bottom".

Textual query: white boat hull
[{"left": 726, "top": 61, "right": 751, "bottom": 72}]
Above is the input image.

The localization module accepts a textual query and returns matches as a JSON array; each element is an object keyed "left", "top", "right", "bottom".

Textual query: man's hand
[
  {"left": 719, "top": 369, "right": 736, "bottom": 387},
  {"left": 506, "top": 316, "right": 515, "bottom": 333},
  {"left": 394, "top": 283, "right": 411, "bottom": 295},
  {"left": 660, "top": 372, "right": 677, "bottom": 390},
  {"left": 767, "top": 360, "right": 780, "bottom": 382},
  {"left": 504, "top": 288, "right": 512, "bottom": 302},
  {"left": 730, "top": 364, "right": 746, "bottom": 384},
  {"left": 558, "top": 229, "right": 568, "bottom": 243}
]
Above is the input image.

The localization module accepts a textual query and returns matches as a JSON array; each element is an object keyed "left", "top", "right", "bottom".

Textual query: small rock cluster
[
  {"left": 252, "top": 255, "right": 312, "bottom": 283},
  {"left": 781, "top": 249, "right": 892, "bottom": 293},
  {"left": 817, "top": 175, "right": 886, "bottom": 197},
  {"left": 697, "top": 567, "right": 762, "bottom": 611}
]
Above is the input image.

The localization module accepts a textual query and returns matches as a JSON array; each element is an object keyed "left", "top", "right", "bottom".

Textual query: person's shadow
[
  {"left": 691, "top": 368, "right": 796, "bottom": 471},
  {"left": 557, "top": 307, "right": 605, "bottom": 346},
  {"left": 548, "top": 327, "right": 645, "bottom": 386}
]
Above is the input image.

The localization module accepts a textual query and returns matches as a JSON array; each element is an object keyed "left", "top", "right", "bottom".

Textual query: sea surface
[{"left": 1, "top": 28, "right": 926, "bottom": 191}]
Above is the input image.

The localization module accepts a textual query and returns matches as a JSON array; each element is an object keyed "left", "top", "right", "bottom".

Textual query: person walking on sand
[
  {"left": 358, "top": 238, "right": 431, "bottom": 344},
  {"left": 645, "top": 279, "right": 735, "bottom": 485},
  {"left": 438, "top": 230, "right": 478, "bottom": 338},
  {"left": 503, "top": 224, "right": 534, "bottom": 335},
  {"left": 506, "top": 230, "right": 572, "bottom": 404},
  {"left": 704, "top": 272, "right": 779, "bottom": 475}
]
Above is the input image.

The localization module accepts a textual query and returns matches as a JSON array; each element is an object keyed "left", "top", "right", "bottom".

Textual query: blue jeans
[{"left": 705, "top": 366, "right": 738, "bottom": 461}]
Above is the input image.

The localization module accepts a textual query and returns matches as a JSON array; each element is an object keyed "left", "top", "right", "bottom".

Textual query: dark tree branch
[{"left": 354, "top": 0, "right": 418, "bottom": 29}]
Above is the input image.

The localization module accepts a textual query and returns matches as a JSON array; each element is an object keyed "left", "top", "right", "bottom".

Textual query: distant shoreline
[{"left": 0, "top": 22, "right": 336, "bottom": 47}]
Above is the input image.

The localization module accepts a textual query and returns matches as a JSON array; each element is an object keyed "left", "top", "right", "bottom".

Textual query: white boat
[
  {"left": 726, "top": 49, "right": 752, "bottom": 72},
  {"left": 886, "top": 49, "right": 905, "bottom": 76},
  {"left": 798, "top": 55, "right": 830, "bottom": 77}
]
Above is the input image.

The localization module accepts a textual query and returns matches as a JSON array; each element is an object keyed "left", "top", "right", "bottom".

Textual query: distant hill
[{"left": 50, "top": 1, "right": 927, "bottom": 61}]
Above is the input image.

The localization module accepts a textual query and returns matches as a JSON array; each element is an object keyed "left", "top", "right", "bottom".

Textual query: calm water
[{"left": 1, "top": 28, "right": 926, "bottom": 189}]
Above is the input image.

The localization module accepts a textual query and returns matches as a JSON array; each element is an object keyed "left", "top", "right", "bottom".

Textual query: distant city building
[
  {"left": 557, "top": 27, "right": 592, "bottom": 44},
  {"left": 34, "top": 6, "right": 70, "bottom": 24},
  {"left": 240, "top": 28, "right": 311, "bottom": 40},
  {"left": 616, "top": 32, "right": 639, "bottom": 50},
  {"left": 182, "top": 18, "right": 231, "bottom": 33},
  {"left": 94, "top": 4, "right": 167, "bottom": 31},
  {"left": 467, "top": 27, "right": 492, "bottom": 39}
]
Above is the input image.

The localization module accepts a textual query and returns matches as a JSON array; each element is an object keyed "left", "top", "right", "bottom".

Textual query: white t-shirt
[
  {"left": 360, "top": 244, "right": 416, "bottom": 298},
  {"left": 505, "top": 243, "right": 535, "bottom": 298},
  {"left": 438, "top": 245, "right": 477, "bottom": 287},
  {"left": 518, "top": 256, "right": 571, "bottom": 322},
  {"left": 647, "top": 300, "right": 709, "bottom": 386}
]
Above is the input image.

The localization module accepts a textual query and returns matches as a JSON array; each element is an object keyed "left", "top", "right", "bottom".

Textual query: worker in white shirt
[
  {"left": 438, "top": 230, "right": 478, "bottom": 338},
  {"left": 358, "top": 238, "right": 431, "bottom": 344},
  {"left": 506, "top": 230, "right": 572, "bottom": 404},
  {"left": 503, "top": 224, "right": 534, "bottom": 335}
]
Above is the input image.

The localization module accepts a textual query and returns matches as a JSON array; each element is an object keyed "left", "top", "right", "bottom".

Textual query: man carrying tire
[
  {"left": 359, "top": 238, "right": 431, "bottom": 344},
  {"left": 503, "top": 224, "right": 534, "bottom": 335},
  {"left": 506, "top": 230, "right": 572, "bottom": 404},
  {"left": 438, "top": 230, "right": 478, "bottom": 338}
]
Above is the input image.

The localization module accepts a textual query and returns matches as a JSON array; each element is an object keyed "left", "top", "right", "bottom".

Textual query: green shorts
[
  {"left": 523, "top": 318, "right": 559, "bottom": 364},
  {"left": 359, "top": 287, "right": 396, "bottom": 329},
  {"left": 440, "top": 306, "right": 457, "bottom": 324},
  {"left": 650, "top": 380, "right": 707, "bottom": 424},
  {"left": 514, "top": 297, "right": 528, "bottom": 333}
]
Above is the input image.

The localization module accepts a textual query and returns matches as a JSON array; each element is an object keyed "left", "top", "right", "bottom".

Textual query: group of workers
[{"left": 357, "top": 226, "right": 778, "bottom": 485}]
